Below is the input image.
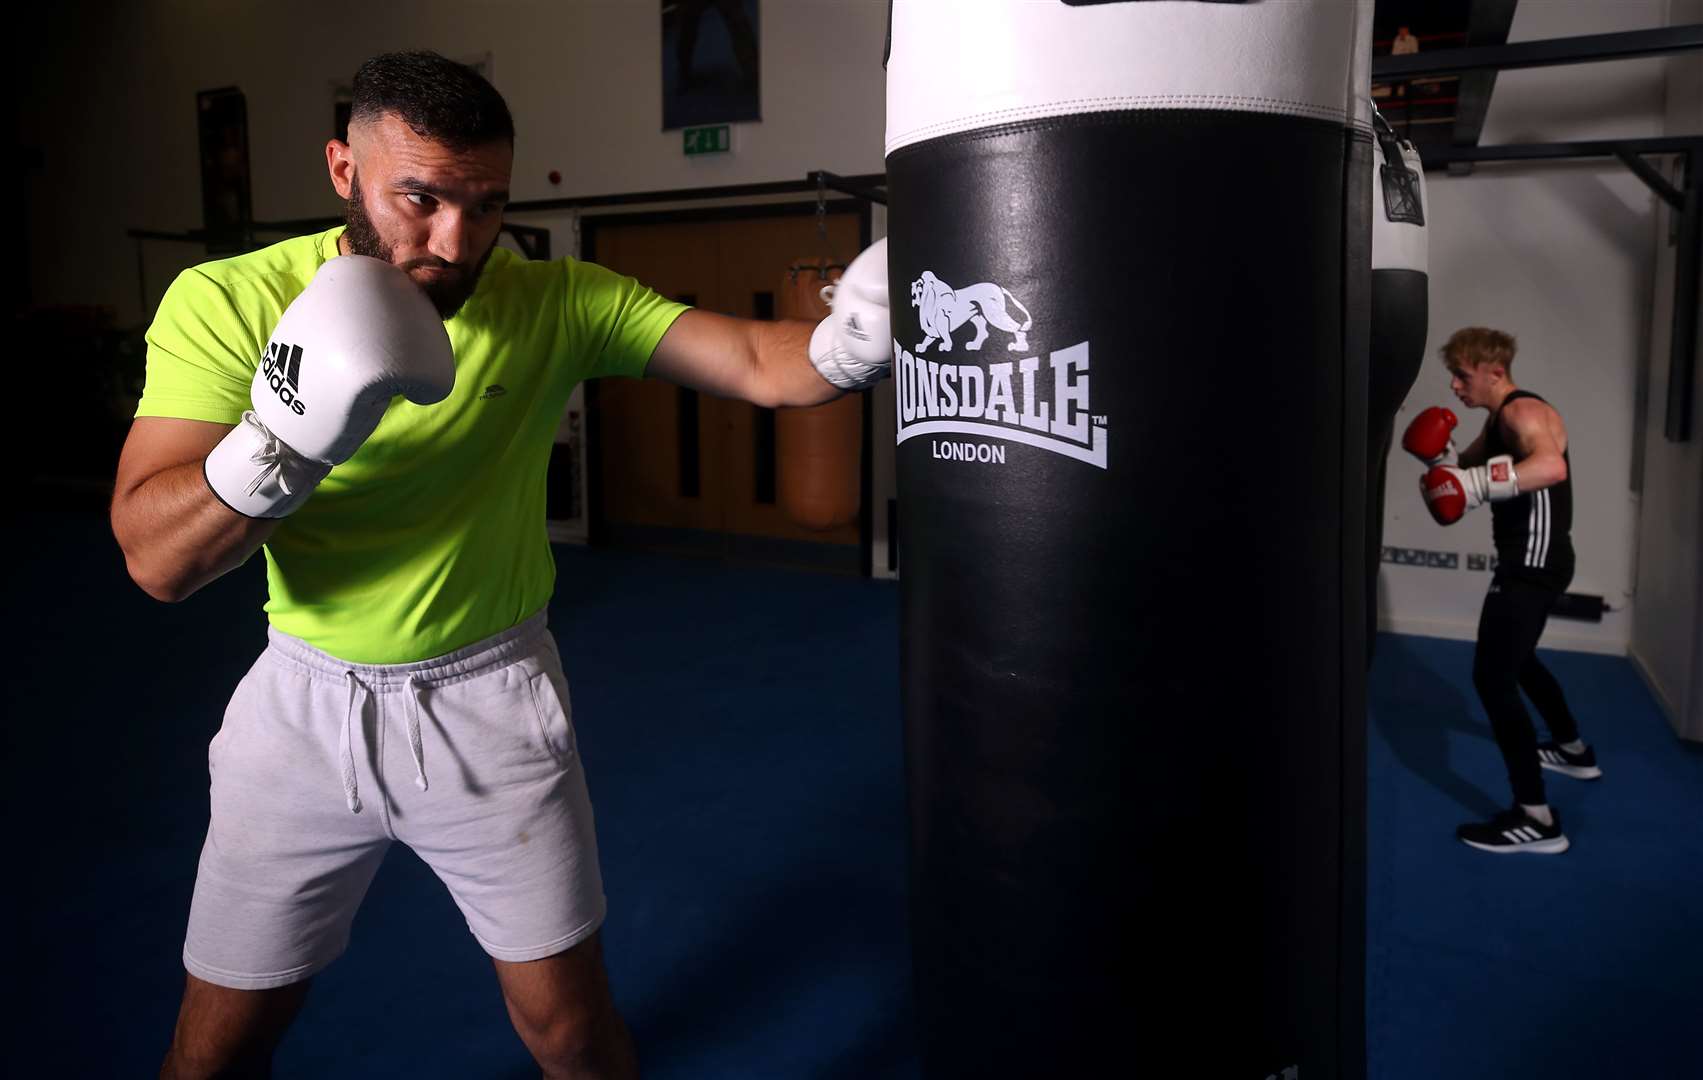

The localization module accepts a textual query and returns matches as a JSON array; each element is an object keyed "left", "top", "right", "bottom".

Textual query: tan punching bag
[{"left": 776, "top": 257, "right": 862, "bottom": 531}]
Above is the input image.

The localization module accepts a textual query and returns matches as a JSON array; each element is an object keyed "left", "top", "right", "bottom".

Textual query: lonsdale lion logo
[{"left": 909, "top": 270, "right": 1033, "bottom": 353}]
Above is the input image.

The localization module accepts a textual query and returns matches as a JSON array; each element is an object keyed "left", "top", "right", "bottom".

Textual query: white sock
[
  {"left": 1520, "top": 802, "right": 1554, "bottom": 827},
  {"left": 1560, "top": 739, "right": 1586, "bottom": 754}
]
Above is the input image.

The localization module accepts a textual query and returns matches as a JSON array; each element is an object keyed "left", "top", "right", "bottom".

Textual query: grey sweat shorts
[{"left": 183, "top": 611, "right": 605, "bottom": 990}]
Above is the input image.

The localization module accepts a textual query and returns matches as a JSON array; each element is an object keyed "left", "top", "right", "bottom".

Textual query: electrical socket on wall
[{"left": 1382, "top": 546, "right": 1460, "bottom": 570}]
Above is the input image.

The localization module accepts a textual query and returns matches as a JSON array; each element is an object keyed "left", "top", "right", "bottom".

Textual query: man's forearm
[
  {"left": 1511, "top": 451, "right": 1567, "bottom": 493},
  {"left": 113, "top": 464, "right": 278, "bottom": 602}
]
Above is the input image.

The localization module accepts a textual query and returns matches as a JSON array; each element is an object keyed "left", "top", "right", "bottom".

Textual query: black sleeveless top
[{"left": 1485, "top": 390, "right": 1574, "bottom": 585}]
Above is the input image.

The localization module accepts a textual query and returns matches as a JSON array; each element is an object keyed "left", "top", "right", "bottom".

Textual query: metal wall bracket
[
  {"left": 1373, "top": 24, "right": 1703, "bottom": 81},
  {"left": 807, "top": 170, "right": 887, "bottom": 207}
]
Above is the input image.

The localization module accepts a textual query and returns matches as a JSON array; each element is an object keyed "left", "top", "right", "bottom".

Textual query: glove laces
[{"left": 238, "top": 412, "right": 298, "bottom": 498}]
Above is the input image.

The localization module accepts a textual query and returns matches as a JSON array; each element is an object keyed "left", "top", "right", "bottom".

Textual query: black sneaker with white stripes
[
  {"left": 1537, "top": 741, "right": 1602, "bottom": 780},
  {"left": 1456, "top": 807, "right": 1570, "bottom": 855}
]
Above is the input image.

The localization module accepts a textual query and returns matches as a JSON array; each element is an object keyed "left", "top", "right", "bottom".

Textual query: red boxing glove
[
  {"left": 1402, "top": 406, "right": 1458, "bottom": 467},
  {"left": 1420, "top": 465, "right": 1469, "bottom": 525}
]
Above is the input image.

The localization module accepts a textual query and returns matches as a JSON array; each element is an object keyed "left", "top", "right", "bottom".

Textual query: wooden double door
[{"left": 584, "top": 204, "right": 868, "bottom": 571}]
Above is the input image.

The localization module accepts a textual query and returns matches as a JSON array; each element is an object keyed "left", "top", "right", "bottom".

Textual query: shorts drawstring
[
  {"left": 338, "top": 671, "right": 429, "bottom": 814},
  {"left": 341, "top": 671, "right": 364, "bottom": 814},
  {"left": 405, "top": 674, "right": 429, "bottom": 792},
  {"left": 261, "top": 610, "right": 546, "bottom": 816}
]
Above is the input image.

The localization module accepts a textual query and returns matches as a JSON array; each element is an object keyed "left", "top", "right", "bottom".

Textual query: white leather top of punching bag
[
  {"left": 1372, "top": 124, "right": 1429, "bottom": 273},
  {"left": 887, "top": 0, "right": 1375, "bottom": 157}
]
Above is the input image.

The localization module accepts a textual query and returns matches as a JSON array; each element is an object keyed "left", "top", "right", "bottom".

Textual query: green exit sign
[{"left": 683, "top": 124, "right": 731, "bottom": 156}]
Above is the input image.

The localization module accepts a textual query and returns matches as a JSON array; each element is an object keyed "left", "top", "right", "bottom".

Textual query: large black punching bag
[
  {"left": 886, "top": 3, "right": 1374, "bottom": 1077},
  {"left": 1367, "top": 109, "right": 1431, "bottom": 662}
]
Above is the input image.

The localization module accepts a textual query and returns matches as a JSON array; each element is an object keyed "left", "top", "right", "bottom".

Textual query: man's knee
[
  {"left": 1472, "top": 657, "right": 1519, "bottom": 702},
  {"left": 512, "top": 998, "right": 626, "bottom": 1074},
  {"left": 161, "top": 975, "right": 309, "bottom": 1080},
  {"left": 161, "top": 1042, "right": 274, "bottom": 1080},
  {"left": 515, "top": 1005, "right": 595, "bottom": 1066},
  {"left": 496, "top": 934, "right": 636, "bottom": 1077}
]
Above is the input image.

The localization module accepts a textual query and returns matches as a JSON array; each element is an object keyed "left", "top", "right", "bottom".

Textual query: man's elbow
[
  {"left": 139, "top": 579, "right": 192, "bottom": 605},
  {"left": 123, "top": 552, "right": 194, "bottom": 604},
  {"left": 113, "top": 517, "right": 195, "bottom": 604},
  {"left": 747, "top": 378, "right": 811, "bottom": 411},
  {"left": 750, "top": 319, "right": 834, "bottom": 409},
  {"left": 741, "top": 374, "right": 781, "bottom": 410}
]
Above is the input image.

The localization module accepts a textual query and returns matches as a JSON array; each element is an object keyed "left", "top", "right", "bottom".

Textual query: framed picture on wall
[{"left": 662, "top": 0, "right": 760, "bottom": 130}]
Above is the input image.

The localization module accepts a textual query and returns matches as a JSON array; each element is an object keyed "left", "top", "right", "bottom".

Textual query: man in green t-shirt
[{"left": 112, "top": 51, "right": 891, "bottom": 1080}]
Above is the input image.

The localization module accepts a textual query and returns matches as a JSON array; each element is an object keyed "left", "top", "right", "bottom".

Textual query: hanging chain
[{"left": 815, "top": 172, "right": 830, "bottom": 279}]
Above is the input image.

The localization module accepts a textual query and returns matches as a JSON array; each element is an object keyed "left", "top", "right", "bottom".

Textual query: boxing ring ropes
[{"left": 129, "top": 25, "right": 1699, "bottom": 440}]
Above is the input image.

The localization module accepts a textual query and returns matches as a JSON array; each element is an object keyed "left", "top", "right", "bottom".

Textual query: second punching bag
[
  {"left": 887, "top": 3, "right": 1374, "bottom": 1078},
  {"left": 1367, "top": 108, "right": 1431, "bottom": 661}
]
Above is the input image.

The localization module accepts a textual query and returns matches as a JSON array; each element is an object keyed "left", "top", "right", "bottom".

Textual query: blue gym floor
[{"left": 13, "top": 510, "right": 1702, "bottom": 1078}]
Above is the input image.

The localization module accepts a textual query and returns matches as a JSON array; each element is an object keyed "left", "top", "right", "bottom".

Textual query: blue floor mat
[{"left": 12, "top": 511, "right": 1700, "bottom": 1078}]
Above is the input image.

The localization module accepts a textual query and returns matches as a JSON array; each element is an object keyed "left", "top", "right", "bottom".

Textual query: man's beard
[{"left": 344, "top": 176, "right": 494, "bottom": 320}]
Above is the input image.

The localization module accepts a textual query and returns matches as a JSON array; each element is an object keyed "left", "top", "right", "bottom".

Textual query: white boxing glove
[
  {"left": 204, "top": 255, "right": 457, "bottom": 518},
  {"left": 808, "top": 238, "right": 892, "bottom": 391},
  {"left": 1458, "top": 454, "right": 1520, "bottom": 508},
  {"left": 1425, "top": 454, "right": 1519, "bottom": 521}
]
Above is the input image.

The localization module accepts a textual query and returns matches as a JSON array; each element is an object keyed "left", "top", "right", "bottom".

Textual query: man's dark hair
[{"left": 349, "top": 51, "right": 513, "bottom": 149}]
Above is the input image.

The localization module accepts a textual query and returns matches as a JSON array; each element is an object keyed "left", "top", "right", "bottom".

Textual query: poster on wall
[
  {"left": 662, "top": 0, "right": 760, "bottom": 130},
  {"left": 197, "top": 87, "right": 253, "bottom": 254}
]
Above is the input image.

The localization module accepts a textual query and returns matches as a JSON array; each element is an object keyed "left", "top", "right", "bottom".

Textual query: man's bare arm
[
  {"left": 645, "top": 308, "right": 840, "bottom": 408},
  {"left": 644, "top": 240, "right": 890, "bottom": 407},
  {"left": 1498, "top": 398, "right": 1569, "bottom": 492},
  {"left": 111, "top": 417, "right": 278, "bottom": 603}
]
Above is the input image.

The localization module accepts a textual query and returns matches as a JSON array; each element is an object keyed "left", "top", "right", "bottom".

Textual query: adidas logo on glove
[{"left": 259, "top": 341, "right": 308, "bottom": 416}]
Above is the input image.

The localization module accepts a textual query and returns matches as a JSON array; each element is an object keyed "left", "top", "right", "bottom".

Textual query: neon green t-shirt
[{"left": 138, "top": 227, "right": 687, "bottom": 663}]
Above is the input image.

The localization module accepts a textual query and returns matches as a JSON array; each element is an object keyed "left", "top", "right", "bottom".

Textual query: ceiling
[{"left": 1371, "top": 0, "right": 1519, "bottom": 151}]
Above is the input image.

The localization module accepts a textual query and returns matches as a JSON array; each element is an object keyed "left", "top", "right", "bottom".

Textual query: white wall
[
  {"left": 1378, "top": 0, "right": 1676, "bottom": 655},
  {"left": 1630, "top": 0, "right": 1703, "bottom": 740},
  {"left": 24, "top": 0, "right": 891, "bottom": 326}
]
